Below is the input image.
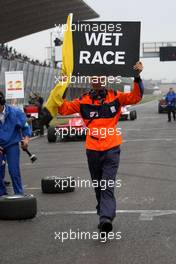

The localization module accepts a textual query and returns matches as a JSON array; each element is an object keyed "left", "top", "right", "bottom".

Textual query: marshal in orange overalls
[
  {"left": 59, "top": 77, "right": 143, "bottom": 151},
  {"left": 58, "top": 76, "right": 144, "bottom": 227}
]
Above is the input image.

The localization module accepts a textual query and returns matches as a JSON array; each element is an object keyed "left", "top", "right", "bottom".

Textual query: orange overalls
[{"left": 58, "top": 77, "right": 143, "bottom": 151}]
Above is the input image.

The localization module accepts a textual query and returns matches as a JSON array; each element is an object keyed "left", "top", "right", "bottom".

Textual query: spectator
[{"left": 0, "top": 43, "right": 51, "bottom": 67}]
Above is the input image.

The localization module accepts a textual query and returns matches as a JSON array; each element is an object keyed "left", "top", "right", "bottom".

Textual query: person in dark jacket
[
  {"left": 0, "top": 92, "right": 31, "bottom": 196},
  {"left": 33, "top": 93, "right": 44, "bottom": 136},
  {"left": 34, "top": 93, "right": 44, "bottom": 135},
  {"left": 165, "top": 88, "right": 176, "bottom": 122},
  {"left": 29, "top": 92, "right": 44, "bottom": 135}
]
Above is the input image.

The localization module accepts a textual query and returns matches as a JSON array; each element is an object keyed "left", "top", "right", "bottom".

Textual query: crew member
[
  {"left": 0, "top": 92, "right": 31, "bottom": 196},
  {"left": 57, "top": 62, "right": 144, "bottom": 234},
  {"left": 165, "top": 88, "right": 176, "bottom": 122},
  {"left": 34, "top": 93, "right": 44, "bottom": 135},
  {"left": 28, "top": 92, "right": 44, "bottom": 135}
]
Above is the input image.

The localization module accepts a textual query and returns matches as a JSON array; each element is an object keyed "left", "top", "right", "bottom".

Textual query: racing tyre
[
  {"left": 41, "top": 176, "right": 75, "bottom": 193},
  {"left": 0, "top": 195, "right": 37, "bottom": 220},
  {"left": 47, "top": 126, "right": 57, "bottom": 143},
  {"left": 130, "top": 110, "right": 137, "bottom": 120}
]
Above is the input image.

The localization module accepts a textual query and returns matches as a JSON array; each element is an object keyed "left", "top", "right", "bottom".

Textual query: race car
[
  {"left": 119, "top": 105, "right": 137, "bottom": 121},
  {"left": 47, "top": 113, "right": 86, "bottom": 143}
]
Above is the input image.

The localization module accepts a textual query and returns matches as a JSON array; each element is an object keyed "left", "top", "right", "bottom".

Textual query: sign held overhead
[{"left": 72, "top": 21, "right": 141, "bottom": 77}]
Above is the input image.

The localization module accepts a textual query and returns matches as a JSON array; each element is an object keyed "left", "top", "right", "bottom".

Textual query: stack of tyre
[
  {"left": 0, "top": 195, "right": 37, "bottom": 220},
  {"left": 0, "top": 176, "right": 75, "bottom": 220}
]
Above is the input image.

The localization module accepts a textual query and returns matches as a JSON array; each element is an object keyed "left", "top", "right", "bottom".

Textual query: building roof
[{"left": 0, "top": 0, "right": 99, "bottom": 43}]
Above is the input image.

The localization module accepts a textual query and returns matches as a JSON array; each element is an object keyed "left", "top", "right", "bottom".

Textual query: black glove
[{"left": 39, "top": 107, "right": 53, "bottom": 128}]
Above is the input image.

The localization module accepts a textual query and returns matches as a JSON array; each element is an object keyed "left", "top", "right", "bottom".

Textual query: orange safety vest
[{"left": 58, "top": 78, "right": 143, "bottom": 151}]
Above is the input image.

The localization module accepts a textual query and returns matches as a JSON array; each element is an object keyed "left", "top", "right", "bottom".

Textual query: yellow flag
[
  {"left": 62, "top": 13, "right": 74, "bottom": 77},
  {"left": 44, "top": 13, "right": 74, "bottom": 117}
]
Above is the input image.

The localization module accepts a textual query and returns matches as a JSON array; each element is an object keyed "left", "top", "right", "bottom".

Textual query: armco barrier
[{"left": 0, "top": 56, "right": 93, "bottom": 103}]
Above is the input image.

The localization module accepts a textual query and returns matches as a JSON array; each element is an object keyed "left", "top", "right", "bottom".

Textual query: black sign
[
  {"left": 160, "top": 47, "right": 176, "bottom": 61},
  {"left": 72, "top": 21, "right": 141, "bottom": 77}
]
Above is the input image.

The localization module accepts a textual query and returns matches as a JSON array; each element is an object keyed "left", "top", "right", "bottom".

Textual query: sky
[{"left": 8, "top": 0, "right": 176, "bottom": 81}]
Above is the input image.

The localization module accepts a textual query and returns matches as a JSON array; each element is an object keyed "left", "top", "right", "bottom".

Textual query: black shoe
[
  {"left": 99, "top": 219, "right": 113, "bottom": 234},
  {"left": 4, "top": 181, "right": 10, "bottom": 186},
  {"left": 0, "top": 192, "right": 8, "bottom": 196}
]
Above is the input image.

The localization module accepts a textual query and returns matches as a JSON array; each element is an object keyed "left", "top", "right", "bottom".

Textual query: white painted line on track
[
  {"left": 30, "top": 136, "right": 40, "bottom": 141},
  {"left": 39, "top": 210, "right": 176, "bottom": 221},
  {"left": 8, "top": 186, "right": 41, "bottom": 190},
  {"left": 23, "top": 163, "right": 42, "bottom": 166},
  {"left": 25, "top": 187, "right": 41, "bottom": 190},
  {"left": 30, "top": 133, "right": 47, "bottom": 141},
  {"left": 133, "top": 100, "right": 158, "bottom": 108},
  {"left": 139, "top": 116, "right": 164, "bottom": 119},
  {"left": 123, "top": 138, "right": 175, "bottom": 143},
  {"left": 124, "top": 128, "right": 176, "bottom": 131}
]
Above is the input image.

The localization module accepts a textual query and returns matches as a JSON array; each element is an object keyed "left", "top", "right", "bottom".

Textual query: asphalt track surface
[{"left": 1, "top": 100, "right": 176, "bottom": 264}]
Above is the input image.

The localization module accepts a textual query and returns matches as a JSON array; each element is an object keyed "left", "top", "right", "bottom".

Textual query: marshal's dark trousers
[
  {"left": 168, "top": 106, "right": 175, "bottom": 121},
  {"left": 86, "top": 146, "right": 120, "bottom": 223}
]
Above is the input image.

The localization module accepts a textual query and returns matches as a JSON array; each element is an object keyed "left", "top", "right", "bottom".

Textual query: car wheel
[
  {"left": 81, "top": 133, "right": 86, "bottom": 140},
  {"left": 130, "top": 110, "right": 137, "bottom": 120},
  {"left": 47, "top": 126, "right": 57, "bottom": 143},
  {"left": 0, "top": 195, "right": 37, "bottom": 220},
  {"left": 158, "top": 106, "right": 162, "bottom": 113},
  {"left": 41, "top": 176, "right": 75, "bottom": 193}
]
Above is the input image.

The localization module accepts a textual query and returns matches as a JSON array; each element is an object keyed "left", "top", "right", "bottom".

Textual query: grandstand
[
  {"left": 0, "top": 0, "right": 99, "bottom": 102},
  {"left": 0, "top": 0, "right": 99, "bottom": 43}
]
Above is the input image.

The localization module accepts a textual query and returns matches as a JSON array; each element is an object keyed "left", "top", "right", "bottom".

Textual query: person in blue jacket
[
  {"left": 0, "top": 91, "right": 31, "bottom": 196},
  {"left": 165, "top": 88, "right": 176, "bottom": 122}
]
